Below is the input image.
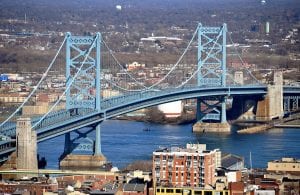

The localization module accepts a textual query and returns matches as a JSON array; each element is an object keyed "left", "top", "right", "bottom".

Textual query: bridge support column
[
  {"left": 221, "top": 97, "right": 227, "bottom": 123},
  {"left": 284, "top": 96, "right": 300, "bottom": 113},
  {"left": 64, "top": 132, "right": 72, "bottom": 154},
  {"left": 196, "top": 98, "right": 204, "bottom": 122},
  {"left": 292, "top": 96, "right": 299, "bottom": 111},
  {"left": 256, "top": 71, "right": 284, "bottom": 121},
  {"left": 284, "top": 97, "right": 290, "bottom": 112},
  {"left": 95, "top": 123, "right": 101, "bottom": 155},
  {"left": 16, "top": 118, "right": 38, "bottom": 178}
]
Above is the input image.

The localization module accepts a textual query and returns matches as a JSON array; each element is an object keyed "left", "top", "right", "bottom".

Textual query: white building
[{"left": 158, "top": 101, "right": 183, "bottom": 118}]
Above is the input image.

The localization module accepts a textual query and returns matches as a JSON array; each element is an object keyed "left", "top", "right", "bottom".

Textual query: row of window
[
  {"left": 154, "top": 155, "right": 206, "bottom": 160},
  {"left": 156, "top": 188, "right": 229, "bottom": 195}
]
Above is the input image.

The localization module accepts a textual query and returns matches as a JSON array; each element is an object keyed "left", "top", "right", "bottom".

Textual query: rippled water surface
[{"left": 38, "top": 120, "right": 300, "bottom": 169}]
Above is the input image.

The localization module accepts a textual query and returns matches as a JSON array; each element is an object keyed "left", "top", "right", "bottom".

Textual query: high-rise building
[{"left": 153, "top": 144, "right": 221, "bottom": 188}]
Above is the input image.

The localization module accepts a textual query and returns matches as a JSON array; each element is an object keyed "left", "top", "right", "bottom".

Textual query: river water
[{"left": 38, "top": 120, "right": 300, "bottom": 169}]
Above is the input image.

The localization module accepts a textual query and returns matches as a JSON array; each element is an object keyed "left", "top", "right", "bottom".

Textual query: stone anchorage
[
  {"left": 192, "top": 122, "right": 231, "bottom": 133},
  {"left": 16, "top": 117, "right": 38, "bottom": 179},
  {"left": 256, "top": 71, "right": 284, "bottom": 121}
]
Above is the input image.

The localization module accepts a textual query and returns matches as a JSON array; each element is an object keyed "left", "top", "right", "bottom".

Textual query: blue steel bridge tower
[
  {"left": 196, "top": 23, "right": 228, "bottom": 124},
  {"left": 64, "top": 32, "right": 102, "bottom": 156}
]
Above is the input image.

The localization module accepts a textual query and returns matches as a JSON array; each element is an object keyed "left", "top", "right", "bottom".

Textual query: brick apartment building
[{"left": 153, "top": 144, "right": 221, "bottom": 188}]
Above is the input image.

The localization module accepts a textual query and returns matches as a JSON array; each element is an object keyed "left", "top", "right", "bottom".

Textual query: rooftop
[
  {"left": 271, "top": 157, "right": 300, "bottom": 163},
  {"left": 153, "top": 144, "right": 220, "bottom": 155},
  {"left": 123, "top": 183, "right": 145, "bottom": 192}
]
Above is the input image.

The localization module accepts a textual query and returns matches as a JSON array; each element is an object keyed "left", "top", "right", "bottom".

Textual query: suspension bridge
[{"left": 0, "top": 23, "right": 299, "bottom": 165}]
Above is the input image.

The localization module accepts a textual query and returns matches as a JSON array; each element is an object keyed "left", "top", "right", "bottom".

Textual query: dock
[{"left": 274, "top": 124, "right": 300, "bottom": 128}]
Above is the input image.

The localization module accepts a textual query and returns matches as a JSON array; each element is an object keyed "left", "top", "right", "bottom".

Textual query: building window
[
  {"left": 176, "top": 189, "right": 182, "bottom": 193},
  {"left": 194, "top": 191, "right": 202, "bottom": 195},
  {"left": 166, "top": 189, "right": 173, "bottom": 193},
  {"left": 156, "top": 189, "right": 161, "bottom": 192},
  {"left": 204, "top": 191, "right": 212, "bottom": 195}
]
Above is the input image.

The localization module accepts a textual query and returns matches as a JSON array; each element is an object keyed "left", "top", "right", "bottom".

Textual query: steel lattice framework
[
  {"left": 66, "top": 33, "right": 101, "bottom": 111},
  {"left": 197, "top": 23, "right": 227, "bottom": 87},
  {"left": 196, "top": 24, "right": 228, "bottom": 122},
  {"left": 64, "top": 33, "right": 102, "bottom": 156}
]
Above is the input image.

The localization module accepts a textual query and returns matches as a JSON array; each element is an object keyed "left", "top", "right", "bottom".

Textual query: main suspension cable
[
  {"left": 0, "top": 36, "right": 67, "bottom": 128},
  {"left": 32, "top": 35, "right": 98, "bottom": 129}
]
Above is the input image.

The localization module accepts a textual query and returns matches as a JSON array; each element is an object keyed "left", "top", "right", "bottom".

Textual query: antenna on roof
[{"left": 249, "top": 151, "right": 253, "bottom": 172}]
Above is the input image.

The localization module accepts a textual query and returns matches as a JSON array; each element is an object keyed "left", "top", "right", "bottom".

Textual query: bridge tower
[
  {"left": 194, "top": 23, "right": 230, "bottom": 132},
  {"left": 61, "top": 33, "right": 107, "bottom": 169}
]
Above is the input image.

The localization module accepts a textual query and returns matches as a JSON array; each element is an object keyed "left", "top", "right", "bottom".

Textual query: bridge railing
[
  {"left": 101, "top": 86, "right": 196, "bottom": 110},
  {"left": 0, "top": 108, "right": 96, "bottom": 137},
  {"left": 101, "top": 85, "right": 222, "bottom": 110},
  {"left": 34, "top": 108, "right": 96, "bottom": 130}
]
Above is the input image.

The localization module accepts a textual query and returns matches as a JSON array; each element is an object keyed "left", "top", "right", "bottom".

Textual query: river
[{"left": 38, "top": 120, "right": 300, "bottom": 169}]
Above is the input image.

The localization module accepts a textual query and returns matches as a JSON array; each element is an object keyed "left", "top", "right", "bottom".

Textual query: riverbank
[
  {"left": 237, "top": 124, "right": 273, "bottom": 134},
  {"left": 237, "top": 112, "right": 300, "bottom": 134},
  {"left": 115, "top": 113, "right": 196, "bottom": 125}
]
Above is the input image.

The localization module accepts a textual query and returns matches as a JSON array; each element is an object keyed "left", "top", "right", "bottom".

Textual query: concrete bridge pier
[
  {"left": 256, "top": 71, "right": 284, "bottom": 121},
  {"left": 16, "top": 118, "right": 38, "bottom": 178},
  {"left": 59, "top": 123, "right": 108, "bottom": 171}
]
